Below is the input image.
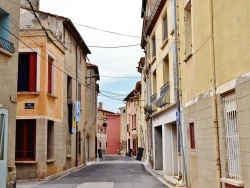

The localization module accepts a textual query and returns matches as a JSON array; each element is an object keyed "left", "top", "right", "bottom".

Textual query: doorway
[
  {"left": 154, "top": 125, "right": 163, "bottom": 170},
  {"left": 165, "top": 123, "right": 178, "bottom": 176},
  {"left": 0, "top": 109, "right": 8, "bottom": 188}
]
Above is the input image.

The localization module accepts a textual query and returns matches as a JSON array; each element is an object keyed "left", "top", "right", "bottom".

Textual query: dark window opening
[
  {"left": 47, "top": 120, "right": 54, "bottom": 159},
  {"left": 190, "top": 122, "right": 195, "bottom": 149},
  {"left": 15, "top": 120, "right": 36, "bottom": 161},
  {"left": 18, "top": 53, "right": 37, "bottom": 92}
]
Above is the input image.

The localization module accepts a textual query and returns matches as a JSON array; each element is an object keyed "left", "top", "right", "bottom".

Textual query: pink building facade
[{"left": 106, "top": 114, "right": 121, "bottom": 154}]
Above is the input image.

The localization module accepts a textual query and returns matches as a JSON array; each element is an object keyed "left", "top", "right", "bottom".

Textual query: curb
[{"left": 143, "top": 162, "right": 174, "bottom": 188}]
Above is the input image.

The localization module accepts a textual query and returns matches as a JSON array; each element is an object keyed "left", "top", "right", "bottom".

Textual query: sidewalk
[
  {"left": 143, "top": 162, "right": 174, "bottom": 188},
  {"left": 16, "top": 160, "right": 96, "bottom": 188}
]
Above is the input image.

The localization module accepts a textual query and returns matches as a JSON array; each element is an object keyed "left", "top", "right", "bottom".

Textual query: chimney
[
  {"left": 98, "top": 102, "right": 103, "bottom": 109},
  {"left": 21, "top": 0, "right": 40, "bottom": 10}
]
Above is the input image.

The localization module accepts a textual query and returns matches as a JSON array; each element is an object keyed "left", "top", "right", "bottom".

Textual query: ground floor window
[
  {"left": 222, "top": 92, "right": 242, "bottom": 179},
  {"left": 47, "top": 120, "right": 54, "bottom": 159},
  {"left": 15, "top": 120, "right": 36, "bottom": 161}
]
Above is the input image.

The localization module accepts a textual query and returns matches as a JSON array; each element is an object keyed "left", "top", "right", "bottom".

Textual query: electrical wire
[
  {"left": 2, "top": 25, "right": 128, "bottom": 102},
  {"left": 74, "top": 22, "right": 141, "bottom": 38},
  {"left": 58, "top": 41, "right": 141, "bottom": 49},
  {"left": 88, "top": 44, "right": 141, "bottom": 48},
  {"left": 26, "top": 0, "right": 53, "bottom": 43},
  {"left": 4, "top": 3, "right": 141, "bottom": 102}
]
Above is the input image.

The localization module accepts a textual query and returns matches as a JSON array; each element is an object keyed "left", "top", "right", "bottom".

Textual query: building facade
[
  {"left": 106, "top": 113, "right": 121, "bottom": 154},
  {"left": 139, "top": 0, "right": 250, "bottom": 188},
  {"left": 0, "top": 0, "right": 20, "bottom": 187},
  {"left": 140, "top": 0, "right": 185, "bottom": 186},
  {"left": 124, "top": 88, "right": 140, "bottom": 157},
  {"left": 179, "top": 1, "right": 250, "bottom": 188},
  {"left": 85, "top": 64, "right": 99, "bottom": 161},
  {"left": 16, "top": 2, "right": 90, "bottom": 179},
  {"left": 97, "top": 102, "right": 115, "bottom": 155},
  {"left": 119, "top": 106, "right": 127, "bottom": 155}
]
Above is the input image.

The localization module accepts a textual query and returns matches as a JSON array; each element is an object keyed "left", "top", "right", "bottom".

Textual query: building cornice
[{"left": 145, "top": 0, "right": 166, "bottom": 36}]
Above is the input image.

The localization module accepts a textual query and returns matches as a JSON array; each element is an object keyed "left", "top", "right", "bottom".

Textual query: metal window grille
[{"left": 222, "top": 92, "right": 242, "bottom": 179}]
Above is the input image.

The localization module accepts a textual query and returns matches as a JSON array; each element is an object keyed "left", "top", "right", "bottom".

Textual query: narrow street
[{"left": 17, "top": 155, "right": 169, "bottom": 188}]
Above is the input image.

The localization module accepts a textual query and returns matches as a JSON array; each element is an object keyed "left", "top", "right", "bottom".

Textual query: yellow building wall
[
  {"left": 17, "top": 33, "right": 64, "bottom": 121},
  {"left": 213, "top": 1, "right": 250, "bottom": 86},
  {"left": 180, "top": 0, "right": 212, "bottom": 104},
  {"left": 149, "top": 0, "right": 176, "bottom": 105}
]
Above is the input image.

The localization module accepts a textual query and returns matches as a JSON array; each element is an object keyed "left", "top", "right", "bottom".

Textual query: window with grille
[
  {"left": 222, "top": 92, "right": 242, "bottom": 179},
  {"left": 15, "top": 120, "right": 36, "bottom": 161},
  {"left": 18, "top": 53, "right": 37, "bottom": 92}
]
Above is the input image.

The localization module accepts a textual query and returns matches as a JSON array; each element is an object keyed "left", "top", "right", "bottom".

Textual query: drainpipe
[
  {"left": 209, "top": 1, "right": 221, "bottom": 187},
  {"left": 174, "top": 0, "right": 188, "bottom": 186}
]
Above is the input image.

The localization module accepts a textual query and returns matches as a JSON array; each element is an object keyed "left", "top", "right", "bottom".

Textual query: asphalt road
[{"left": 18, "top": 155, "right": 169, "bottom": 188}]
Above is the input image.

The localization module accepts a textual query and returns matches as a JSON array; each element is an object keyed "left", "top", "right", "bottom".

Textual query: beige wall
[
  {"left": 0, "top": 0, "right": 20, "bottom": 187},
  {"left": 179, "top": 1, "right": 250, "bottom": 187},
  {"left": 213, "top": 1, "right": 250, "bottom": 87},
  {"left": 119, "top": 106, "right": 127, "bottom": 155},
  {"left": 85, "top": 68, "right": 98, "bottom": 161},
  {"left": 17, "top": 8, "right": 88, "bottom": 180},
  {"left": 148, "top": 0, "right": 176, "bottom": 106}
]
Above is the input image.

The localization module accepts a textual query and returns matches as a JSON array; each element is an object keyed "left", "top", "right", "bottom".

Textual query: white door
[{"left": 0, "top": 109, "right": 8, "bottom": 188}]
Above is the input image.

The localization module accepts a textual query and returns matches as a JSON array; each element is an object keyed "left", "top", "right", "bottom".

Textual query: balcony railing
[
  {"left": 0, "top": 37, "right": 15, "bottom": 53},
  {"left": 156, "top": 82, "right": 170, "bottom": 108}
]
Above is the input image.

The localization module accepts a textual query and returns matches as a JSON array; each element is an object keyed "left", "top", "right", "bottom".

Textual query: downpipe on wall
[
  {"left": 174, "top": 0, "right": 188, "bottom": 186},
  {"left": 209, "top": 0, "right": 222, "bottom": 187}
]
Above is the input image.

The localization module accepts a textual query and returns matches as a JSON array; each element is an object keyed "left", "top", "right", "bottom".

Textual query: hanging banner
[{"left": 72, "top": 117, "right": 77, "bottom": 133}]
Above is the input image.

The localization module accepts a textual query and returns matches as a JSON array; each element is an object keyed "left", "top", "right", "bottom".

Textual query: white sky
[{"left": 40, "top": 0, "right": 144, "bottom": 112}]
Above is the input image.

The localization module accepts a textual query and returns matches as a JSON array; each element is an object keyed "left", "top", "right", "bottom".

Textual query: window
[
  {"left": 189, "top": 122, "right": 195, "bottom": 150},
  {"left": 184, "top": 1, "right": 192, "bottom": 59},
  {"left": 78, "top": 83, "right": 81, "bottom": 102},
  {"left": 222, "top": 92, "right": 242, "bottom": 179},
  {"left": 15, "top": 120, "right": 36, "bottom": 161},
  {"left": 163, "top": 55, "right": 170, "bottom": 84},
  {"left": 18, "top": 53, "right": 37, "bottom": 92},
  {"left": 132, "top": 115, "right": 136, "bottom": 130},
  {"left": 77, "top": 132, "right": 81, "bottom": 154},
  {"left": 152, "top": 36, "right": 156, "bottom": 58},
  {"left": 152, "top": 70, "right": 157, "bottom": 94},
  {"left": 47, "top": 56, "right": 54, "bottom": 94},
  {"left": 163, "top": 12, "right": 168, "bottom": 40},
  {"left": 127, "top": 124, "right": 129, "bottom": 132},
  {"left": 0, "top": 8, "right": 9, "bottom": 41},
  {"left": 152, "top": 35, "right": 156, "bottom": 57},
  {"left": 67, "top": 76, "right": 72, "bottom": 99},
  {"left": 47, "top": 120, "right": 54, "bottom": 160}
]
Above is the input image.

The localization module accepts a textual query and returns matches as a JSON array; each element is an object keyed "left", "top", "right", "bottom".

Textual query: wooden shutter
[
  {"left": 29, "top": 53, "right": 37, "bottom": 92},
  {"left": 48, "top": 56, "right": 53, "bottom": 93},
  {"left": 190, "top": 123, "right": 195, "bottom": 149}
]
